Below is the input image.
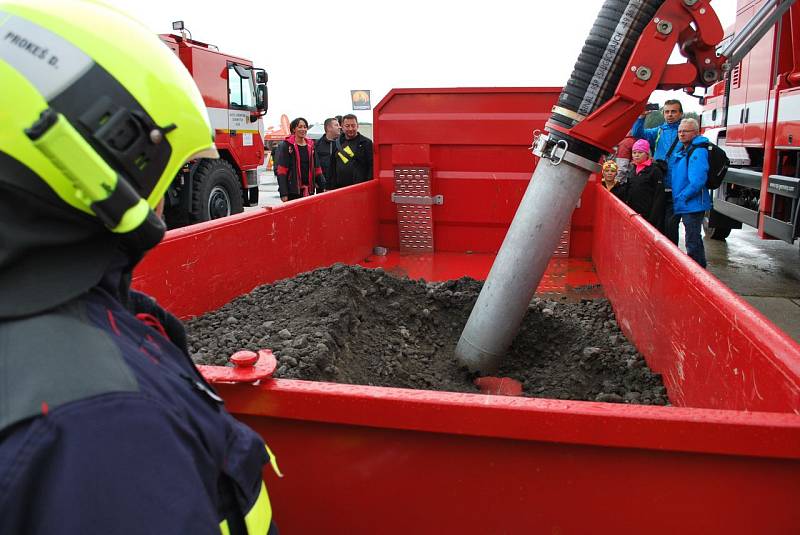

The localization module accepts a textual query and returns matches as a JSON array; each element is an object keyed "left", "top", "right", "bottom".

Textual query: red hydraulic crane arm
[{"left": 550, "top": 0, "right": 724, "bottom": 153}]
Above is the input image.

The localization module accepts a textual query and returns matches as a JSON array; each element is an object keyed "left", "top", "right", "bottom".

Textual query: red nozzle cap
[
  {"left": 230, "top": 350, "right": 259, "bottom": 367},
  {"left": 474, "top": 376, "right": 523, "bottom": 397}
]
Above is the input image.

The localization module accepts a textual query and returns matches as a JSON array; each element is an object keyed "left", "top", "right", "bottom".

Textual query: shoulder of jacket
[
  {"left": 688, "top": 138, "right": 710, "bottom": 154},
  {"left": 645, "top": 161, "right": 662, "bottom": 173},
  {"left": 0, "top": 301, "right": 138, "bottom": 432}
]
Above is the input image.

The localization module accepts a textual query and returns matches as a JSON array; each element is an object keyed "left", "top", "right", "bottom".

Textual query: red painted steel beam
[{"left": 215, "top": 379, "right": 800, "bottom": 460}]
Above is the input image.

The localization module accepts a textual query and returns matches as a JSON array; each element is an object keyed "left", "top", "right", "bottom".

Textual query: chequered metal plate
[
  {"left": 537, "top": 262, "right": 567, "bottom": 293},
  {"left": 538, "top": 224, "right": 571, "bottom": 292},
  {"left": 394, "top": 167, "right": 434, "bottom": 252},
  {"left": 553, "top": 225, "right": 571, "bottom": 258}
]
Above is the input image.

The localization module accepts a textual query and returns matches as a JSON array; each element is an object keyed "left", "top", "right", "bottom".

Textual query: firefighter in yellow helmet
[{"left": 0, "top": 2, "right": 279, "bottom": 533}]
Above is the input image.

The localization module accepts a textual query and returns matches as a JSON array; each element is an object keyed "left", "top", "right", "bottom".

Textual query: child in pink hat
[{"left": 632, "top": 138, "right": 651, "bottom": 155}]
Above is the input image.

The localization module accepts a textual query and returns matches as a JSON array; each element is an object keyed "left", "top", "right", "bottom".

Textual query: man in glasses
[{"left": 670, "top": 118, "right": 712, "bottom": 268}]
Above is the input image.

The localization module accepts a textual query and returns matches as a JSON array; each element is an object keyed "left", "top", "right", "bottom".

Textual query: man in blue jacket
[
  {"left": 632, "top": 99, "right": 684, "bottom": 243},
  {"left": 670, "top": 118, "right": 712, "bottom": 268},
  {"left": 0, "top": 2, "right": 280, "bottom": 533}
]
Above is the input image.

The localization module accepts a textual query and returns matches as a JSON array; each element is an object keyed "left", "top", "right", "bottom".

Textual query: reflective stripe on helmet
[{"left": 0, "top": 10, "right": 93, "bottom": 101}]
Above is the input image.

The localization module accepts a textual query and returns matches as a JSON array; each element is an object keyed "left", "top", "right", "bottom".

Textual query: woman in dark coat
[
  {"left": 275, "top": 117, "right": 326, "bottom": 202},
  {"left": 623, "top": 139, "right": 665, "bottom": 229}
]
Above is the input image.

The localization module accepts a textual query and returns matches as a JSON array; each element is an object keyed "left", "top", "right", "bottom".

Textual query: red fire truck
[
  {"left": 159, "top": 27, "right": 267, "bottom": 227},
  {"left": 700, "top": 0, "right": 799, "bottom": 244}
]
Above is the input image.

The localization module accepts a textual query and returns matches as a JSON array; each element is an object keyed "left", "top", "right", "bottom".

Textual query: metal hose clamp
[
  {"left": 551, "top": 139, "right": 569, "bottom": 166},
  {"left": 529, "top": 129, "right": 542, "bottom": 152}
]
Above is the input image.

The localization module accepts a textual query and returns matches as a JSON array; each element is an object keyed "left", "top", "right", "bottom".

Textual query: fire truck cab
[
  {"left": 701, "top": 0, "right": 800, "bottom": 244},
  {"left": 159, "top": 32, "right": 267, "bottom": 227}
]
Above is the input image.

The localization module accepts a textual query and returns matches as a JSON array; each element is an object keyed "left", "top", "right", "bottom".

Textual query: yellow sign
[{"left": 351, "top": 90, "right": 371, "bottom": 110}]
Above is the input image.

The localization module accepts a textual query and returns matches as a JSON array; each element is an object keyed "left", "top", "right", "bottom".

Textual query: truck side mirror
[
  {"left": 256, "top": 70, "right": 267, "bottom": 84},
  {"left": 256, "top": 85, "right": 268, "bottom": 116}
]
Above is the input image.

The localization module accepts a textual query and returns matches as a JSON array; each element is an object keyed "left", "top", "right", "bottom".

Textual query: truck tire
[
  {"left": 164, "top": 204, "right": 189, "bottom": 229},
  {"left": 707, "top": 227, "right": 731, "bottom": 240},
  {"left": 190, "top": 159, "right": 243, "bottom": 223},
  {"left": 703, "top": 217, "right": 731, "bottom": 240}
]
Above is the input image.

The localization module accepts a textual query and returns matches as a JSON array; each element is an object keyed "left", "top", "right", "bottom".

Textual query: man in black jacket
[
  {"left": 316, "top": 117, "right": 340, "bottom": 180},
  {"left": 329, "top": 114, "right": 373, "bottom": 189}
]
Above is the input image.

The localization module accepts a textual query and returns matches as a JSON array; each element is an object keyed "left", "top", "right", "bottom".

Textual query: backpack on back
[{"left": 687, "top": 141, "right": 730, "bottom": 190}]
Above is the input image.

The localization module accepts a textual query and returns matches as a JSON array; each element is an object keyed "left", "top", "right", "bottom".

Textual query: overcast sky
[{"left": 108, "top": 0, "right": 737, "bottom": 127}]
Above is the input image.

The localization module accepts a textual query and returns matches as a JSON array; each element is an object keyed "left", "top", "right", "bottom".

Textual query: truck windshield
[{"left": 228, "top": 64, "right": 256, "bottom": 110}]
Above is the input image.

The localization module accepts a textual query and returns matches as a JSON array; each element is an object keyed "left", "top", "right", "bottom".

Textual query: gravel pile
[{"left": 186, "top": 264, "right": 668, "bottom": 404}]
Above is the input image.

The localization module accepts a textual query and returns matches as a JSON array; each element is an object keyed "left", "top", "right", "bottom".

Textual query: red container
[{"left": 134, "top": 88, "right": 800, "bottom": 534}]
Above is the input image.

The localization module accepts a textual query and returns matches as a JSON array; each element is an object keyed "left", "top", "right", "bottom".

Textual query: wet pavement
[
  {"left": 248, "top": 167, "right": 282, "bottom": 209},
  {"left": 699, "top": 226, "right": 800, "bottom": 343}
]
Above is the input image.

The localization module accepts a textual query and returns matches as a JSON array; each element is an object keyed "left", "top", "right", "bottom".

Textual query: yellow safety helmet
[{"left": 0, "top": 0, "right": 217, "bottom": 247}]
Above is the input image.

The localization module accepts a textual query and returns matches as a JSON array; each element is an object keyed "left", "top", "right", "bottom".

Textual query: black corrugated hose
[{"left": 549, "top": 0, "right": 665, "bottom": 159}]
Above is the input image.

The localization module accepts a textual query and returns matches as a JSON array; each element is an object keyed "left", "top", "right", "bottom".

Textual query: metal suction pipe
[
  {"left": 456, "top": 0, "right": 665, "bottom": 373},
  {"left": 455, "top": 137, "right": 599, "bottom": 373}
]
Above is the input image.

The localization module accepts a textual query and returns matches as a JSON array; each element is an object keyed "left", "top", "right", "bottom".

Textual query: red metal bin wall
[
  {"left": 126, "top": 115, "right": 800, "bottom": 534},
  {"left": 133, "top": 183, "right": 378, "bottom": 319},
  {"left": 218, "top": 380, "right": 800, "bottom": 535},
  {"left": 373, "top": 88, "right": 594, "bottom": 257},
  {"left": 592, "top": 186, "right": 800, "bottom": 412}
]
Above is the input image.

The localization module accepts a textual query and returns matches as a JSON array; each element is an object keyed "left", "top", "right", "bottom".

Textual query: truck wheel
[
  {"left": 190, "top": 159, "right": 243, "bottom": 223},
  {"left": 703, "top": 217, "right": 731, "bottom": 240},
  {"left": 707, "top": 227, "right": 732, "bottom": 240},
  {"left": 164, "top": 205, "right": 189, "bottom": 229}
]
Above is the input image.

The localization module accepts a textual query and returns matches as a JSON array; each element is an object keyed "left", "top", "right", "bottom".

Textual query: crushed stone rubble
[{"left": 186, "top": 264, "right": 669, "bottom": 405}]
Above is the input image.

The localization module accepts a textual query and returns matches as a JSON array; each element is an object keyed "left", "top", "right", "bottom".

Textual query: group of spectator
[
  {"left": 270, "top": 101, "right": 714, "bottom": 269},
  {"left": 272, "top": 114, "right": 374, "bottom": 202},
  {"left": 602, "top": 99, "right": 713, "bottom": 269}
]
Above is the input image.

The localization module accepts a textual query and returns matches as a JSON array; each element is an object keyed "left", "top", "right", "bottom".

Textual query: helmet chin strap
[{"left": 25, "top": 108, "right": 165, "bottom": 251}]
